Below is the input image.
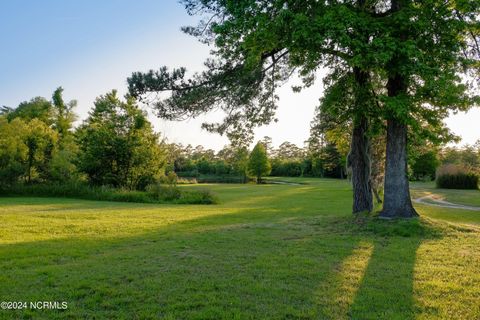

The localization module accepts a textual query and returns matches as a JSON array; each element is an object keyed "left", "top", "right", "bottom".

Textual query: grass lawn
[
  {"left": 1, "top": 178, "right": 480, "bottom": 319},
  {"left": 410, "top": 181, "right": 480, "bottom": 207}
]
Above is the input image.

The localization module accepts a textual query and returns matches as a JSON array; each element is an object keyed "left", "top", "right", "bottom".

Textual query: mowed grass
[
  {"left": 411, "top": 181, "right": 480, "bottom": 207},
  {"left": 1, "top": 179, "right": 480, "bottom": 319}
]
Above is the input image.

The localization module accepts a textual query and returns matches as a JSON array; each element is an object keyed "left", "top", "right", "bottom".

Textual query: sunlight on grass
[
  {"left": 411, "top": 182, "right": 480, "bottom": 207},
  {"left": 316, "top": 241, "right": 374, "bottom": 318},
  {"left": 1, "top": 178, "right": 480, "bottom": 319}
]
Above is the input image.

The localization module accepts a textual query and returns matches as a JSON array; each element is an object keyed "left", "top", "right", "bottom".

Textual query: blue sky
[{"left": 1, "top": 0, "right": 478, "bottom": 150}]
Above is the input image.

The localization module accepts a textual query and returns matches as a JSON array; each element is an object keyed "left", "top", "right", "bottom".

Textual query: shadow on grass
[
  {"left": 353, "top": 217, "right": 443, "bottom": 319},
  {"left": 0, "top": 186, "right": 446, "bottom": 319}
]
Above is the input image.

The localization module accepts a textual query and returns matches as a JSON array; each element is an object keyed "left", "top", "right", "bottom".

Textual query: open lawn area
[
  {"left": 411, "top": 181, "right": 480, "bottom": 207},
  {"left": 1, "top": 178, "right": 480, "bottom": 319}
]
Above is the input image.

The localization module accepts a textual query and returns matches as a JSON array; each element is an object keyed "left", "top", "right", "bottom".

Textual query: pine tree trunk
[{"left": 349, "top": 116, "right": 373, "bottom": 213}]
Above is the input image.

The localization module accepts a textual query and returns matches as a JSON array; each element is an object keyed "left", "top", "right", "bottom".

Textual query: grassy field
[
  {"left": 410, "top": 181, "right": 480, "bottom": 207},
  {"left": 1, "top": 178, "right": 480, "bottom": 319}
]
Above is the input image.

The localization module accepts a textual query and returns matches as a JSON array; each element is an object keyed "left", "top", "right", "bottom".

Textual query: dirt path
[{"left": 413, "top": 194, "right": 480, "bottom": 211}]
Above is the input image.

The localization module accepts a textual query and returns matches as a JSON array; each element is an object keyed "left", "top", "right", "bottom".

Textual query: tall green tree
[
  {"left": 128, "top": 0, "right": 479, "bottom": 217},
  {"left": 24, "top": 119, "right": 58, "bottom": 183},
  {"left": 0, "top": 117, "right": 58, "bottom": 184},
  {"left": 0, "top": 117, "right": 28, "bottom": 185},
  {"left": 248, "top": 142, "right": 271, "bottom": 184},
  {"left": 128, "top": 0, "right": 380, "bottom": 213},
  {"left": 52, "top": 87, "right": 77, "bottom": 140},
  {"left": 7, "top": 97, "right": 53, "bottom": 125},
  {"left": 49, "top": 87, "right": 80, "bottom": 182},
  {"left": 376, "top": 0, "right": 479, "bottom": 218},
  {"left": 77, "top": 91, "right": 166, "bottom": 189}
]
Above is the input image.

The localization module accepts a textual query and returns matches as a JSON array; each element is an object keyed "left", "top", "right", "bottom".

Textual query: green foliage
[
  {"left": 6, "top": 96, "right": 53, "bottom": 124},
  {"left": 52, "top": 86, "right": 77, "bottom": 139},
  {"left": 178, "top": 188, "right": 219, "bottom": 204},
  {"left": 48, "top": 139, "right": 80, "bottom": 182},
  {"left": 146, "top": 183, "right": 181, "bottom": 201},
  {"left": 248, "top": 142, "right": 271, "bottom": 183},
  {"left": 23, "top": 118, "right": 58, "bottom": 183},
  {"left": 440, "top": 143, "right": 480, "bottom": 174},
  {"left": 0, "top": 117, "right": 28, "bottom": 185},
  {"left": 0, "top": 117, "right": 58, "bottom": 184},
  {"left": 128, "top": 1, "right": 478, "bottom": 145},
  {"left": 0, "top": 88, "right": 79, "bottom": 186},
  {"left": 271, "top": 159, "right": 304, "bottom": 177},
  {"left": 436, "top": 173, "right": 479, "bottom": 190},
  {"left": 166, "top": 143, "right": 250, "bottom": 182},
  {"left": 0, "top": 182, "right": 218, "bottom": 205},
  {"left": 76, "top": 91, "right": 166, "bottom": 189},
  {"left": 127, "top": 0, "right": 479, "bottom": 217},
  {"left": 0, "top": 182, "right": 149, "bottom": 202},
  {"left": 205, "top": 175, "right": 248, "bottom": 183},
  {"left": 167, "top": 138, "right": 348, "bottom": 180},
  {"left": 410, "top": 150, "right": 440, "bottom": 181}
]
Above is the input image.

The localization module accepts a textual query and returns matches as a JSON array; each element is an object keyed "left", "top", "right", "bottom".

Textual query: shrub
[
  {"left": 196, "top": 175, "right": 248, "bottom": 183},
  {"left": 177, "top": 177, "right": 197, "bottom": 184},
  {"left": 435, "top": 164, "right": 479, "bottom": 189},
  {"left": 436, "top": 173, "right": 479, "bottom": 189},
  {"left": 146, "top": 183, "right": 181, "bottom": 201},
  {"left": 159, "top": 171, "right": 178, "bottom": 186},
  {"left": 176, "top": 170, "right": 199, "bottom": 178},
  {"left": 410, "top": 150, "right": 439, "bottom": 181},
  {"left": 178, "top": 189, "right": 219, "bottom": 204},
  {"left": 0, "top": 182, "right": 218, "bottom": 205},
  {"left": 436, "top": 164, "right": 464, "bottom": 176}
]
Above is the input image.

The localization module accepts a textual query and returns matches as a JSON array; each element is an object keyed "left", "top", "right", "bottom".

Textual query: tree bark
[
  {"left": 380, "top": 119, "right": 418, "bottom": 218},
  {"left": 380, "top": 74, "right": 418, "bottom": 218},
  {"left": 349, "top": 116, "right": 373, "bottom": 213},
  {"left": 349, "top": 68, "right": 373, "bottom": 214}
]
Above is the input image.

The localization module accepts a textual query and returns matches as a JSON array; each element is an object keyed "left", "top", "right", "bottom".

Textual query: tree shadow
[
  {"left": 0, "top": 184, "right": 446, "bottom": 319},
  {"left": 0, "top": 185, "right": 362, "bottom": 319},
  {"left": 346, "top": 218, "right": 442, "bottom": 319}
]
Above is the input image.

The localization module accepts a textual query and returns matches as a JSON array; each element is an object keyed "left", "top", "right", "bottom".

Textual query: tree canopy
[
  {"left": 248, "top": 142, "right": 271, "bottom": 183},
  {"left": 76, "top": 91, "right": 166, "bottom": 189},
  {"left": 127, "top": 0, "right": 479, "bottom": 217}
]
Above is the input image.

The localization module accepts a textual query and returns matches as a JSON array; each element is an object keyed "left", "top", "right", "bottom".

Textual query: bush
[
  {"left": 196, "top": 175, "right": 248, "bottom": 183},
  {"left": 178, "top": 189, "right": 219, "bottom": 204},
  {"left": 410, "top": 150, "right": 439, "bottom": 181},
  {"left": 177, "top": 170, "right": 200, "bottom": 178},
  {"left": 177, "top": 177, "right": 197, "bottom": 184},
  {"left": 158, "top": 172, "right": 179, "bottom": 186},
  {"left": 436, "top": 173, "right": 479, "bottom": 189},
  {"left": 0, "top": 182, "right": 150, "bottom": 202},
  {"left": 146, "top": 183, "right": 181, "bottom": 201},
  {"left": 0, "top": 182, "right": 218, "bottom": 205},
  {"left": 435, "top": 164, "right": 479, "bottom": 189}
]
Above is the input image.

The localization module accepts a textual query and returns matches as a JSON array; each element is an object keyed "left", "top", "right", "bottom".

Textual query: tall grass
[{"left": 0, "top": 182, "right": 218, "bottom": 204}]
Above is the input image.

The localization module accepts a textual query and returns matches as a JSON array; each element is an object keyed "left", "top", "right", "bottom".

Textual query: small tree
[
  {"left": 248, "top": 142, "right": 271, "bottom": 184},
  {"left": 76, "top": 90, "right": 166, "bottom": 189}
]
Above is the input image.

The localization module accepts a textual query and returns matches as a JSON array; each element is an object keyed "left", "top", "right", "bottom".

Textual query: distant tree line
[
  {"left": 1, "top": 88, "right": 477, "bottom": 191},
  {"left": 164, "top": 137, "right": 348, "bottom": 182},
  {"left": 0, "top": 88, "right": 166, "bottom": 191}
]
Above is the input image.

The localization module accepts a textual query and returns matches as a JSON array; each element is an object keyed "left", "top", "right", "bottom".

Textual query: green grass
[
  {"left": 1, "top": 179, "right": 480, "bottom": 319},
  {"left": 411, "top": 181, "right": 480, "bottom": 207}
]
